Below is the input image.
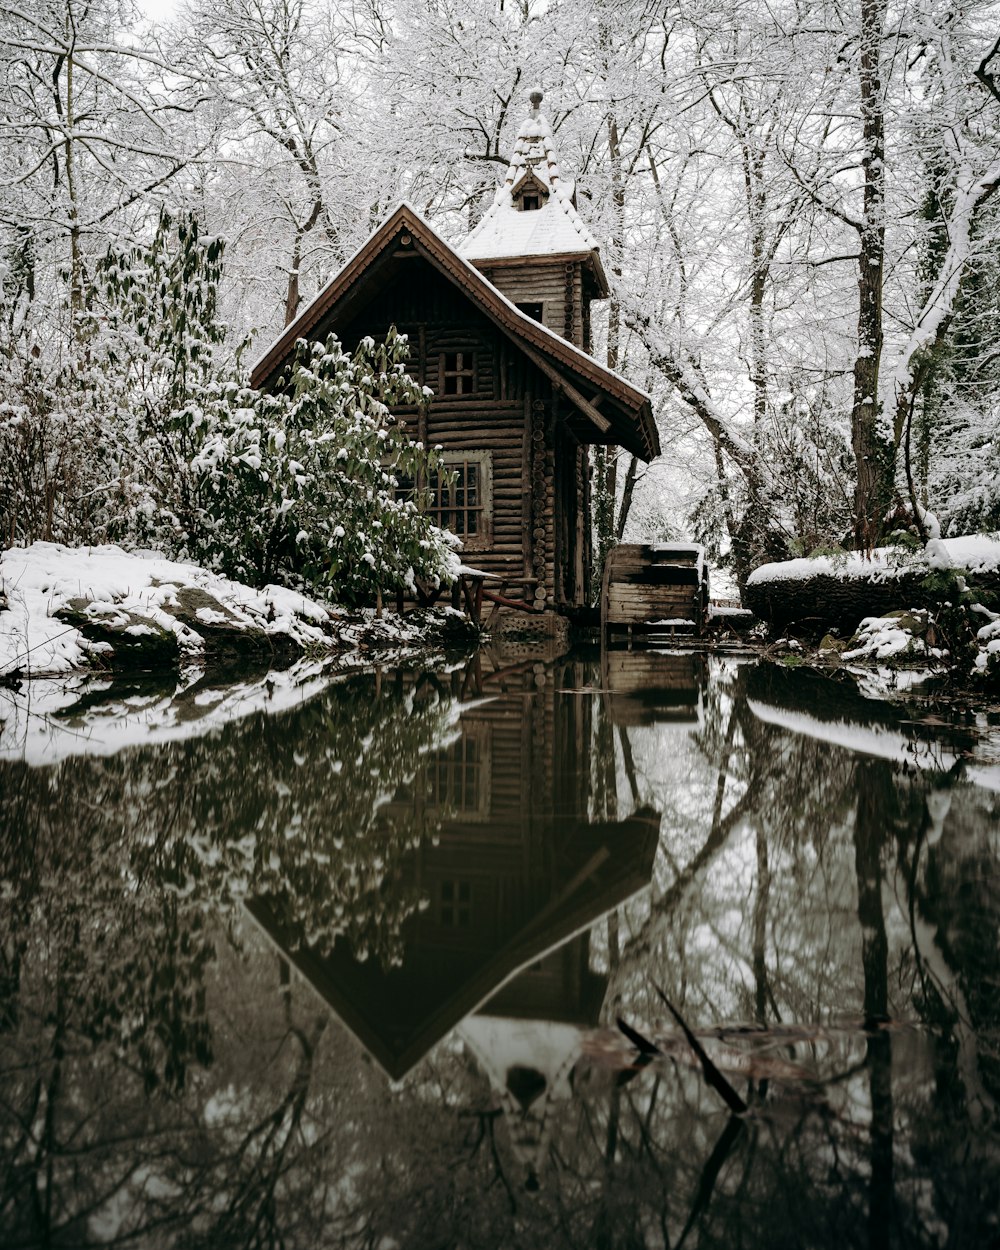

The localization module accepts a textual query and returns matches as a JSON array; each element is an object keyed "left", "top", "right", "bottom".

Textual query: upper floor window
[
  {"left": 521, "top": 193, "right": 541, "bottom": 212},
  {"left": 516, "top": 302, "right": 544, "bottom": 323},
  {"left": 440, "top": 351, "right": 475, "bottom": 396}
]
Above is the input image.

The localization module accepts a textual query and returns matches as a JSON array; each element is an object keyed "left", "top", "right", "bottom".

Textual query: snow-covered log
[{"left": 745, "top": 536, "right": 1000, "bottom": 633}]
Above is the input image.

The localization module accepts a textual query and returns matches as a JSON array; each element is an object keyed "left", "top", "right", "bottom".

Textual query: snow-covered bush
[
  {"left": 0, "top": 209, "right": 226, "bottom": 550},
  {"left": 0, "top": 273, "right": 132, "bottom": 548},
  {"left": 1, "top": 209, "right": 459, "bottom": 604},
  {"left": 94, "top": 212, "right": 458, "bottom": 602},
  {"left": 177, "top": 330, "right": 460, "bottom": 602}
]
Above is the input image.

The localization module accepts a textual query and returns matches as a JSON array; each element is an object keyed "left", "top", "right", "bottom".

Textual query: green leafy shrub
[{"left": 92, "top": 210, "right": 458, "bottom": 603}]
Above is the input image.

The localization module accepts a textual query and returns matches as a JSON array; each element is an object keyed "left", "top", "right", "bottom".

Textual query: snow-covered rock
[
  {"left": 0, "top": 543, "right": 473, "bottom": 679},
  {"left": 0, "top": 542, "right": 342, "bottom": 676},
  {"left": 843, "top": 609, "right": 946, "bottom": 663}
]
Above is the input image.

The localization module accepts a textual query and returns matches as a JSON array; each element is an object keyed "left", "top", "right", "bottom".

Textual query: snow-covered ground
[
  {"left": 0, "top": 542, "right": 338, "bottom": 677},
  {"left": 1, "top": 542, "right": 472, "bottom": 680}
]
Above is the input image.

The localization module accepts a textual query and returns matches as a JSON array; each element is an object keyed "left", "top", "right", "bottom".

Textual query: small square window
[
  {"left": 441, "top": 351, "right": 475, "bottom": 396},
  {"left": 440, "top": 879, "right": 471, "bottom": 927},
  {"left": 521, "top": 194, "right": 540, "bottom": 212},
  {"left": 516, "top": 302, "right": 544, "bottom": 323}
]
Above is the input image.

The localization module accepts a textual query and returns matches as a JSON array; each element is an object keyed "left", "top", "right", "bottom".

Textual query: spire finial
[{"left": 529, "top": 89, "right": 543, "bottom": 117}]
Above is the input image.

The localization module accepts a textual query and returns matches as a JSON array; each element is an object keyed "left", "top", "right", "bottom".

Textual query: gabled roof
[
  {"left": 459, "top": 94, "right": 606, "bottom": 276},
  {"left": 244, "top": 806, "right": 661, "bottom": 1080},
  {"left": 249, "top": 201, "right": 659, "bottom": 461}
]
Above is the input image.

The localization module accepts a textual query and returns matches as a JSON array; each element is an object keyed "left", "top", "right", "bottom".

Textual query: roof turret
[{"left": 459, "top": 91, "right": 604, "bottom": 268}]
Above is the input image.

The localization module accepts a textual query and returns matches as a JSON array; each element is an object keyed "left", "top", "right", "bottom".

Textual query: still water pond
[{"left": 2, "top": 649, "right": 999, "bottom": 1248}]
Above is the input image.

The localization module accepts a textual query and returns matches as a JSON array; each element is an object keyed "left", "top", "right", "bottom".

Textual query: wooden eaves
[{"left": 249, "top": 202, "right": 659, "bottom": 462}]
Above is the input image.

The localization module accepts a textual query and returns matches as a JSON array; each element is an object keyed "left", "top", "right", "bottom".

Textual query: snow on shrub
[
  {"left": 84, "top": 210, "right": 458, "bottom": 604},
  {"left": 179, "top": 329, "right": 460, "bottom": 603}
]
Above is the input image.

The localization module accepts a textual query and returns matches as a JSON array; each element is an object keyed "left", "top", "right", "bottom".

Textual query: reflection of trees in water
[
  {"left": 1, "top": 658, "right": 999, "bottom": 1247},
  {"left": 539, "top": 661, "right": 1000, "bottom": 1250},
  {"left": 0, "top": 671, "right": 458, "bottom": 1245}
]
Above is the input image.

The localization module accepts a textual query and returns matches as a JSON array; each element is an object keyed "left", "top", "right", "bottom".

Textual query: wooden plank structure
[
  {"left": 601, "top": 542, "right": 709, "bottom": 638},
  {"left": 250, "top": 92, "right": 659, "bottom": 620}
]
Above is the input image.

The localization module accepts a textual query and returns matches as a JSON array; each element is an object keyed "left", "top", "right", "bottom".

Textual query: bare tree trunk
[
  {"left": 851, "top": 0, "right": 890, "bottom": 551},
  {"left": 53, "top": 6, "right": 83, "bottom": 332},
  {"left": 283, "top": 198, "right": 325, "bottom": 326},
  {"left": 615, "top": 454, "right": 639, "bottom": 540},
  {"left": 593, "top": 107, "right": 626, "bottom": 586},
  {"left": 284, "top": 229, "right": 304, "bottom": 326}
]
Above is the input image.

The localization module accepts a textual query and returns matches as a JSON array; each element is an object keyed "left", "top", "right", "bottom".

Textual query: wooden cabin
[{"left": 250, "top": 92, "right": 659, "bottom": 614}]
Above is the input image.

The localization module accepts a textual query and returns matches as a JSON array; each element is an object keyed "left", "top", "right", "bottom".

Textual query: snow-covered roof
[
  {"left": 459, "top": 92, "right": 602, "bottom": 264},
  {"left": 249, "top": 201, "right": 660, "bottom": 461}
]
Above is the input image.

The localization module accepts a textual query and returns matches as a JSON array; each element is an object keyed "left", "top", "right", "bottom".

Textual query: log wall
[
  {"left": 478, "top": 260, "right": 585, "bottom": 350},
  {"left": 331, "top": 257, "right": 591, "bottom": 609}
]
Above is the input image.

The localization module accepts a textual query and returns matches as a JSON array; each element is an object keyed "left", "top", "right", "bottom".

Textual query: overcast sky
[{"left": 137, "top": 0, "right": 179, "bottom": 20}]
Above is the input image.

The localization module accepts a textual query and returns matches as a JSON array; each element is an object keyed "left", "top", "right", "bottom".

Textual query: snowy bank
[
  {"left": 747, "top": 534, "right": 1000, "bottom": 588},
  {"left": 744, "top": 533, "right": 1000, "bottom": 638},
  {"left": 0, "top": 542, "right": 338, "bottom": 676},
  {"left": 0, "top": 543, "right": 475, "bottom": 679}
]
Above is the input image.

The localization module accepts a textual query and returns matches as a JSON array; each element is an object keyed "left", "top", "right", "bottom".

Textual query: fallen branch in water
[{"left": 653, "top": 983, "right": 748, "bottom": 1115}]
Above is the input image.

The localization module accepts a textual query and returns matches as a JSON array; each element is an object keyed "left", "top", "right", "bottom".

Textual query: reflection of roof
[
  {"left": 249, "top": 202, "right": 658, "bottom": 461},
  {"left": 460, "top": 103, "right": 601, "bottom": 265},
  {"left": 245, "top": 806, "right": 660, "bottom": 1080}
]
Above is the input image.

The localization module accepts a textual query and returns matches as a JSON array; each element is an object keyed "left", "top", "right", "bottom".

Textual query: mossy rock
[
  {"left": 56, "top": 601, "right": 179, "bottom": 671},
  {"left": 163, "top": 586, "right": 283, "bottom": 667},
  {"left": 883, "top": 608, "right": 930, "bottom": 635}
]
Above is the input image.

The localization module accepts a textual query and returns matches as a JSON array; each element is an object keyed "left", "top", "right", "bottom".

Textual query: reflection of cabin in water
[
  {"left": 250, "top": 92, "right": 659, "bottom": 615},
  {"left": 247, "top": 659, "right": 660, "bottom": 1080}
]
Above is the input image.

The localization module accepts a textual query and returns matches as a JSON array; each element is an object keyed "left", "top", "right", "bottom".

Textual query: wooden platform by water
[{"left": 601, "top": 543, "right": 709, "bottom": 637}]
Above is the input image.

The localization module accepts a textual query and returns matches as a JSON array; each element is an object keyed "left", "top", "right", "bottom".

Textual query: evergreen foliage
[{"left": 2, "top": 208, "right": 459, "bottom": 604}]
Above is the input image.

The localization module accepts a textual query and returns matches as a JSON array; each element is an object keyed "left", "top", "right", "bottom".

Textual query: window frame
[
  {"left": 394, "top": 451, "right": 494, "bottom": 550},
  {"left": 439, "top": 879, "right": 472, "bottom": 928},
  {"left": 427, "top": 450, "right": 493, "bottom": 551},
  {"left": 515, "top": 302, "right": 545, "bottom": 325},
  {"left": 424, "top": 721, "right": 492, "bottom": 822},
  {"left": 439, "top": 350, "right": 477, "bottom": 397}
]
